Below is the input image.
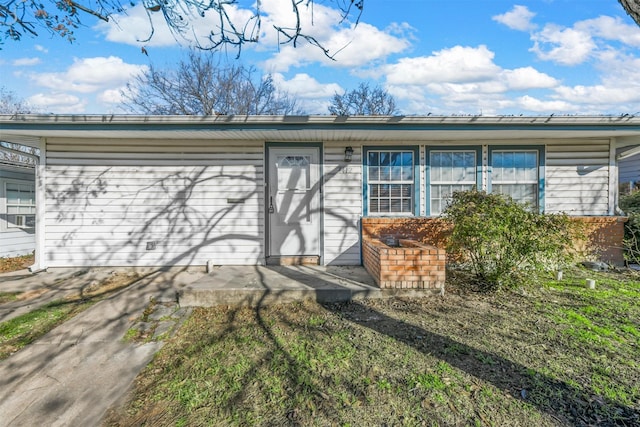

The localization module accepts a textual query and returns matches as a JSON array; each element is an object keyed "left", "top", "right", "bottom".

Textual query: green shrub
[
  {"left": 442, "top": 190, "right": 581, "bottom": 289},
  {"left": 620, "top": 191, "right": 640, "bottom": 264},
  {"left": 619, "top": 190, "right": 640, "bottom": 213}
]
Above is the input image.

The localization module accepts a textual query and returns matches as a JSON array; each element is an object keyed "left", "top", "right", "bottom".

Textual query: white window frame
[
  {"left": 489, "top": 147, "right": 544, "bottom": 212},
  {"left": 364, "top": 147, "right": 419, "bottom": 216},
  {"left": 427, "top": 148, "right": 480, "bottom": 216},
  {"left": 3, "top": 180, "right": 36, "bottom": 229}
]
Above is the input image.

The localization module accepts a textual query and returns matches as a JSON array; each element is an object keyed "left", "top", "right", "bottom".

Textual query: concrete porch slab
[{"left": 178, "top": 265, "right": 442, "bottom": 307}]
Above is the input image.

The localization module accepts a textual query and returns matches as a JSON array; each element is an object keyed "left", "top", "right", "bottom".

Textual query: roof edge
[{"left": 2, "top": 114, "right": 640, "bottom": 127}]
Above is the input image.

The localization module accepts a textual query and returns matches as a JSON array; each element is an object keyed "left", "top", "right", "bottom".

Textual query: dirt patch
[
  {"left": 0, "top": 254, "right": 34, "bottom": 274},
  {"left": 65, "top": 272, "right": 142, "bottom": 302},
  {"left": 16, "top": 289, "right": 48, "bottom": 300}
]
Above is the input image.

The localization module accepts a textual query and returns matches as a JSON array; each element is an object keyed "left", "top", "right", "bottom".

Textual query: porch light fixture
[{"left": 344, "top": 146, "right": 354, "bottom": 162}]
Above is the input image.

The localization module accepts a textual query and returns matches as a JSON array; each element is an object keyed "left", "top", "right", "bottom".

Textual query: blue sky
[{"left": 1, "top": 0, "right": 640, "bottom": 115}]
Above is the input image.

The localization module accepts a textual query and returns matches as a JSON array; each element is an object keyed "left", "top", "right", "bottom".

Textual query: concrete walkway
[{"left": 0, "top": 267, "right": 205, "bottom": 427}]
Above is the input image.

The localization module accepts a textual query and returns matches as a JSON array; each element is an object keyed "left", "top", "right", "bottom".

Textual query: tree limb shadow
[{"left": 321, "top": 299, "right": 639, "bottom": 427}]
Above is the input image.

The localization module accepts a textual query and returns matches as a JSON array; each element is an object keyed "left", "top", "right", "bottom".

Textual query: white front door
[{"left": 267, "top": 146, "right": 321, "bottom": 258}]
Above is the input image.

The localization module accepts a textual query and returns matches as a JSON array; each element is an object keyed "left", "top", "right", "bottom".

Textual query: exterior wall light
[{"left": 344, "top": 146, "right": 354, "bottom": 162}]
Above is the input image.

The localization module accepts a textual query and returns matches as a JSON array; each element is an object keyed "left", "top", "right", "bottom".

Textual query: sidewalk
[{"left": 0, "top": 267, "right": 205, "bottom": 427}]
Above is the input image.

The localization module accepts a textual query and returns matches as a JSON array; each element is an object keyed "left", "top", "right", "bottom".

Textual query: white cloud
[
  {"left": 576, "top": 16, "right": 640, "bottom": 47},
  {"left": 22, "top": 57, "right": 147, "bottom": 113},
  {"left": 96, "top": 2, "right": 255, "bottom": 47},
  {"left": 98, "top": 88, "right": 128, "bottom": 104},
  {"left": 263, "top": 21, "right": 410, "bottom": 72},
  {"left": 29, "top": 57, "right": 147, "bottom": 93},
  {"left": 501, "top": 67, "right": 558, "bottom": 90},
  {"left": 493, "top": 5, "right": 536, "bottom": 31},
  {"left": 13, "top": 58, "right": 41, "bottom": 66},
  {"left": 272, "top": 73, "right": 342, "bottom": 114},
  {"left": 273, "top": 73, "right": 341, "bottom": 99},
  {"left": 34, "top": 45, "right": 48, "bottom": 53},
  {"left": 96, "top": 5, "right": 186, "bottom": 46},
  {"left": 528, "top": 14, "right": 640, "bottom": 67},
  {"left": 530, "top": 24, "right": 596, "bottom": 65},
  {"left": 382, "top": 46, "right": 501, "bottom": 85},
  {"left": 27, "top": 93, "right": 86, "bottom": 114},
  {"left": 551, "top": 56, "right": 640, "bottom": 109},
  {"left": 378, "top": 45, "right": 564, "bottom": 115},
  {"left": 516, "top": 95, "right": 574, "bottom": 112},
  {"left": 258, "top": 0, "right": 412, "bottom": 72}
]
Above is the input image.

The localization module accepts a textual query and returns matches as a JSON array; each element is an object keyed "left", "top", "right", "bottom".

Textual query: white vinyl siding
[
  {"left": 44, "top": 139, "right": 264, "bottom": 267},
  {"left": 545, "top": 140, "right": 611, "bottom": 215},
  {"left": 0, "top": 229, "right": 35, "bottom": 257},
  {"left": 40, "top": 136, "right": 617, "bottom": 268},
  {"left": 322, "top": 143, "right": 362, "bottom": 265}
]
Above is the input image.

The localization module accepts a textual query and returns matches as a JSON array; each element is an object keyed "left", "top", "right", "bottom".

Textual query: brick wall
[
  {"left": 361, "top": 216, "right": 628, "bottom": 266},
  {"left": 572, "top": 216, "right": 628, "bottom": 265},
  {"left": 361, "top": 217, "right": 453, "bottom": 250},
  {"left": 362, "top": 238, "right": 445, "bottom": 290}
]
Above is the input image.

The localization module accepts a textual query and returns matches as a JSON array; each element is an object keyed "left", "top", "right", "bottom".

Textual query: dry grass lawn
[{"left": 105, "top": 268, "right": 640, "bottom": 426}]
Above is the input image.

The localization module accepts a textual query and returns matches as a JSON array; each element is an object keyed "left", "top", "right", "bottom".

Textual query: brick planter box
[{"left": 363, "top": 238, "right": 445, "bottom": 290}]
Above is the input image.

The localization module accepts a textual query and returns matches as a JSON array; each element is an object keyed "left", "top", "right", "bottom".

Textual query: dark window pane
[
  {"left": 369, "top": 198, "right": 379, "bottom": 213},
  {"left": 380, "top": 152, "right": 390, "bottom": 166},
  {"left": 380, "top": 166, "right": 391, "bottom": 181},
  {"left": 391, "top": 152, "right": 401, "bottom": 167},
  {"left": 402, "top": 152, "right": 413, "bottom": 166},
  {"left": 369, "top": 166, "right": 380, "bottom": 181}
]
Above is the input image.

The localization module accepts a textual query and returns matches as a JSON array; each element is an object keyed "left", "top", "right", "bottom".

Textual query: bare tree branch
[
  {"left": 328, "top": 82, "right": 398, "bottom": 116},
  {"left": 121, "top": 50, "right": 303, "bottom": 115},
  {"left": 619, "top": 0, "right": 640, "bottom": 26},
  {"left": 0, "top": 0, "right": 362, "bottom": 57}
]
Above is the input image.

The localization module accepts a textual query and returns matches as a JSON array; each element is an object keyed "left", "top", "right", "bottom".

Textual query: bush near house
[
  {"left": 620, "top": 190, "right": 640, "bottom": 265},
  {"left": 443, "top": 190, "right": 582, "bottom": 289}
]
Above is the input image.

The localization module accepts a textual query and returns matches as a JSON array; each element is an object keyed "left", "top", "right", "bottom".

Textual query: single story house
[
  {"left": 0, "top": 160, "right": 36, "bottom": 258},
  {"left": 1, "top": 114, "right": 638, "bottom": 271}
]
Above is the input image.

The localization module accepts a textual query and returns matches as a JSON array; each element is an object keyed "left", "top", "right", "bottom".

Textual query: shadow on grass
[
  {"left": 111, "top": 266, "right": 639, "bottom": 426},
  {"left": 324, "top": 299, "right": 639, "bottom": 427},
  {"left": 268, "top": 266, "right": 639, "bottom": 427}
]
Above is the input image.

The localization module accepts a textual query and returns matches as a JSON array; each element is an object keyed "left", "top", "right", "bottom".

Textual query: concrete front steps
[{"left": 177, "top": 265, "right": 443, "bottom": 308}]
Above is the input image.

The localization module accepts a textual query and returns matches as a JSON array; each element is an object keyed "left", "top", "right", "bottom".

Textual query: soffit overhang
[{"left": 2, "top": 114, "right": 640, "bottom": 147}]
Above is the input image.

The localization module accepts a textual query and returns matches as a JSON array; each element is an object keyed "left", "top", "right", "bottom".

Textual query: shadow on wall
[
  {"left": 361, "top": 217, "right": 452, "bottom": 249},
  {"left": 46, "top": 162, "right": 359, "bottom": 267}
]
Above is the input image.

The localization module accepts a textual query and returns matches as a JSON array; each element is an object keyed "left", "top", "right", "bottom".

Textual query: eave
[{"left": 2, "top": 114, "right": 640, "bottom": 147}]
